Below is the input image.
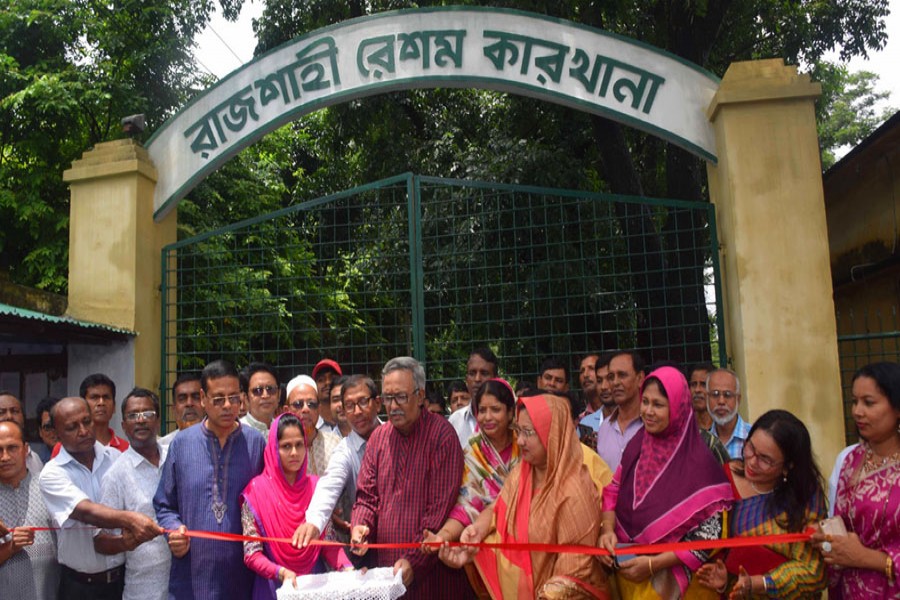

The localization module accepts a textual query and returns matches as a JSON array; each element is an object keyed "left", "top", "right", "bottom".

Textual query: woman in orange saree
[{"left": 439, "top": 393, "right": 610, "bottom": 599}]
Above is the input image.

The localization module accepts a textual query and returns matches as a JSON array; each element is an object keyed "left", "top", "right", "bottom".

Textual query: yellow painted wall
[
  {"left": 63, "top": 139, "right": 175, "bottom": 393},
  {"left": 707, "top": 59, "right": 845, "bottom": 471}
]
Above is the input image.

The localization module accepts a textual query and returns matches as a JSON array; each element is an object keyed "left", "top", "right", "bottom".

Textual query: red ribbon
[{"left": 16, "top": 525, "right": 814, "bottom": 556}]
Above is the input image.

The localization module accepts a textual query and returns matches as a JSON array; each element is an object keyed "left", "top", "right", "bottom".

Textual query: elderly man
[
  {"left": 284, "top": 374, "right": 341, "bottom": 476},
  {"left": 239, "top": 362, "right": 280, "bottom": 440},
  {"left": 350, "top": 357, "right": 472, "bottom": 598},
  {"left": 595, "top": 350, "right": 646, "bottom": 472},
  {"left": 158, "top": 373, "right": 204, "bottom": 448},
  {"left": 40, "top": 397, "right": 160, "bottom": 600},
  {"left": 95, "top": 389, "right": 170, "bottom": 600},
  {"left": 0, "top": 392, "right": 43, "bottom": 474},
  {"left": 312, "top": 359, "right": 342, "bottom": 434},
  {"left": 448, "top": 347, "right": 498, "bottom": 447},
  {"left": 154, "top": 360, "right": 265, "bottom": 600},
  {"left": 0, "top": 420, "right": 59, "bottom": 599},
  {"left": 293, "top": 374, "right": 383, "bottom": 547},
  {"left": 707, "top": 368, "right": 752, "bottom": 459}
]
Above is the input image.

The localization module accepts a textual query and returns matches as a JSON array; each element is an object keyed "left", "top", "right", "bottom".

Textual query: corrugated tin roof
[{"left": 0, "top": 302, "right": 135, "bottom": 336}]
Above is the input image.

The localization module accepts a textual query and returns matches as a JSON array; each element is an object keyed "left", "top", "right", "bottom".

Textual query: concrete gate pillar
[
  {"left": 63, "top": 139, "right": 175, "bottom": 395},
  {"left": 707, "top": 59, "right": 844, "bottom": 469}
]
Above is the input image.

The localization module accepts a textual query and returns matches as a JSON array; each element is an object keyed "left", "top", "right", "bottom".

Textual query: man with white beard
[{"left": 706, "top": 368, "right": 752, "bottom": 460}]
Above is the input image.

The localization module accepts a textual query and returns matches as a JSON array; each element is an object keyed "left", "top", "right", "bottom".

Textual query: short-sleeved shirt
[
  {"left": 100, "top": 444, "right": 170, "bottom": 600},
  {"left": 38, "top": 442, "right": 124, "bottom": 573},
  {"left": 448, "top": 404, "right": 477, "bottom": 448},
  {"left": 0, "top": 471, "right": 59, "bottom": 600}
]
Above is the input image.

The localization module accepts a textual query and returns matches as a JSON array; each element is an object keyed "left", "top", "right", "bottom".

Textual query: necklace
[
  {"left": 749, "top": 479, "right": 774, "bottom": 495},
  {"left": 863, "top": 444, "right": 900, "bottom": 475}
]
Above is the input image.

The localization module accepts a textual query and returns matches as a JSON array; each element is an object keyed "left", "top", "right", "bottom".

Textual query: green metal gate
[{"left": 160, "top": 174, "right": 726, "bottom": 426}]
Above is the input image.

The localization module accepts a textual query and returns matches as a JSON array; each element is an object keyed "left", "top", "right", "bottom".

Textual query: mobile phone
[
  {"left": 820, "top": 516, "right": 848, "bottom": 537},
  {"left": 614, "top": 544, "right": 637, "bottom": 567}
]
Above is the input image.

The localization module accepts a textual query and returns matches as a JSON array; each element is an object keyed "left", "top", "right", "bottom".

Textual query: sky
[{"left": 193, "top": 1, "right": 899, "bottom": 120}]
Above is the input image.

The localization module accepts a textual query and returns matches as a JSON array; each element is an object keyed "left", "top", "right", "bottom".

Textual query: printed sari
[
  {"left": 474, "top": 394, "right": 610, "bottom": 600},
  {"left": 449, "top": 431, "right": 520, "bottom": 527},
  {"left": 830, "top": 442, "right": 900, "bottom": 599}
]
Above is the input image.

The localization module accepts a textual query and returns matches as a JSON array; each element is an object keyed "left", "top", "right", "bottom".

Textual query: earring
[{"left": 783, "top": 472, "right": 788, "bottom": 483}]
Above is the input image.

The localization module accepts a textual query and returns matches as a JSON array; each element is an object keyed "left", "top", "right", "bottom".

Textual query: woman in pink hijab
[{"left": 241, "top": 413, "right": 350, "bottom": 599}]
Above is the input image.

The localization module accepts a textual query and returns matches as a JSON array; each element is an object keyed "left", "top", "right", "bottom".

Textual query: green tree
[
  {"left": 0, "top": 0, "right": 217, "bottom": 292},
  {"left": 815, "top": 63, "right": 894, "bottom": 170}
]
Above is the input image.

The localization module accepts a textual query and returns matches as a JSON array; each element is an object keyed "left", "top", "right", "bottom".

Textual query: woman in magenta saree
[{"left": 816, "top": 362, "right": 900, "bottom": 599}]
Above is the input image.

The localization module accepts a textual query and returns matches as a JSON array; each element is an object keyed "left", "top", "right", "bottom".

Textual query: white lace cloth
[{"left": 276, "top": 567, "right": 406, "bottom": 600}]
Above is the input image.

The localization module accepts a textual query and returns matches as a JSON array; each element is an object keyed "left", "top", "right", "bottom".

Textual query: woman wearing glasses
[
  {"left": 696, "top": 410, "right": 826, "bottom": 598},
  {"left": 439, "top": 392, "right": 611, "bottom": 599},
  {"left": 241, "top": 413, "right": 352, "bottom": 599},
  {"left": 598, "top": 366, "right": 733, "bottom": 600},
  {"left": 812, "top": 362, "right": 900, "bottom": 598},
  {"left": 422, "top": 379, "right": 520, "bottom": 550}
]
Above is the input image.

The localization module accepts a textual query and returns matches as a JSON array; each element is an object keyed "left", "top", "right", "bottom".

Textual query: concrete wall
[{"left": 68, "top": 339, "right": 135, "bottom": 435}]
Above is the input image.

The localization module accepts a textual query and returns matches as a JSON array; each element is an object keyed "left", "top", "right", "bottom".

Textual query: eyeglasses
[
  {"left": 512, "top": 425, "right": 538, "bottom": 438},
  {"left": 343, "top": 396, "right": 374, "bottom": 413},
  {"left": 125, "top": 410, "right": 157, "bottom": 422},
  {"left": 289, "top": 400, "right": 319, "bottom": 410},
  {"left": 381, "top": 393, "right": 415, "bottom": 405},
  {"left": 209, "top": 395, "right": 243, "bottom": 407},
  {"left": 708, "top": 390, "right": 737, "bottom": 400},
  {"left": 250, "top": 385, "right": 279, "bottom": 398},
  {"left": 742, "top": 439, "right": 783, "bottom": 470}
]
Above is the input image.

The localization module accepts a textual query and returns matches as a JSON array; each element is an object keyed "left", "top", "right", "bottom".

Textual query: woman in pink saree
[{"left": 813, "top": 362, "right": 900, "bottom": 598}]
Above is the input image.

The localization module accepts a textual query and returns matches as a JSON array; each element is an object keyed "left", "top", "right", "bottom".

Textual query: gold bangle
[
  {"left": 886, "top": 556, "right": 895, "bottom": 584},
  {"left": 649, "top": 557, "right": 654, "bottom": 578}
]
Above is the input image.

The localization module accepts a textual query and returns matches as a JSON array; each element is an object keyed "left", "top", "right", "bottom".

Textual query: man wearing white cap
[
  {"left": 284, "top": 375, "right": 340, "bottom": 477},
  {"left": 312, "top": 359, "right": 342, "bottom": 435}
]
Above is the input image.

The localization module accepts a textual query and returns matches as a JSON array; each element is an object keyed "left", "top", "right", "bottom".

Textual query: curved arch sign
[{"left": 147, "top": 7, "right": 720, "bottom": 220}]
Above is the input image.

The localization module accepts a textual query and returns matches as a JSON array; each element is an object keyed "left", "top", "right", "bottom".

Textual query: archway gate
[
  {"left": 64, "top": 7, "right": 846, "bottom": 467},
  {"left": 161, "top": 174, "right": 724, "bottom": 423}
]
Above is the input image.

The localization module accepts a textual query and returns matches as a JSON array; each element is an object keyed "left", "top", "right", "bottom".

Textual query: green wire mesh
[
  {"left": 160, "top": 174, "right": 725, "bottom": 430},
  {"left": 835, "top": 307, "right": 900, "bottom": 444}
]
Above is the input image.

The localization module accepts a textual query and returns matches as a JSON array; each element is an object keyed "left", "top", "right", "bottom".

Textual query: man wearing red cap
[{"left": 312, "top": 359, "right": 342, "bottom": 436}]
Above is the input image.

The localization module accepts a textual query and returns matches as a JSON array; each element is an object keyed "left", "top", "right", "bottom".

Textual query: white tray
[{"left": 276, "top": 567, "right": 406, "bottom": 600}]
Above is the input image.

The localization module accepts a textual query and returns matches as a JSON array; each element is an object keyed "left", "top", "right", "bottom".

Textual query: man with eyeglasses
[
  {"left": 95, "top": 388, "right": 170, "bottom": 600},
  {"left": 706, "top": 368, "right": 752, "bottom": 459},
  {"left": 239, "top": 363, "right": 280, "bottom": 441},
  {"left": 349, "top": 357, "right": 473, "bottom": 599},
  {"left": 0, "top": 392, "right": 44, "bottom": 474},
  {"left": 284, "top": 375, "right": 340, "bottom": 476},
  {"left": 159, "top": 373, "right": 204, "bottom": 449},
  {"left": 293, "top": 374, "right": 383, "bottom": 548},
  {"left": 154, "top": 359, "right": 265, "bottom": 600}
]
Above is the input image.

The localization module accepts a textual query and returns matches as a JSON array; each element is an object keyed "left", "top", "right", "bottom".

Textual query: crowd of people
[{"left": 0, "top": 349, "right": 898, "bottom": 599}]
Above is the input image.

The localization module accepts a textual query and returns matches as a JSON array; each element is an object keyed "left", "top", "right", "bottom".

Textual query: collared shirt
[
  {"left": 154, "top": 420, "right": 265, "bottom": 600},
  {"left": 595, "top": 408, "right": 643, "bottom": 473},
  {"left": 0, "top": 471, "right": 59, "bottom": 600},
  {"left": 306, "top": 423, "right": 378, "bottom": 534},
  {"left": 239, "top": 412, "right": 270, "bottom": 441},
  {"left": 709, "top": 414, "right": 752, "bottom": 460},
  {"left": 448, "top": 404, "right": 478, "bottom": 448},
  {"left": 26, "top": 448, "right": 43, "bottom": 475},
  {"left": 158, "top": 429, "right": 178, "bottom": 450},
  {"left": 51, "top": 428, "right": 129, "bottom": 458},
  {"left": 316, "top": 415, "right": 340, "bottom": 437},
  {"left": 101, "top": 443, "right": 170, "bottom": 600},
  {"left": 39, "top": 442, "right": 124, "bottom": 574},
  {"left": 352, "top": 410, "right": 471, "bottom": 599},
  {"left": 579, "top": 410, "right": 604, "bottom": 432}
]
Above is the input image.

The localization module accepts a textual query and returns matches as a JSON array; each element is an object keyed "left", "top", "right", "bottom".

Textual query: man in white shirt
[
  {"left": 239, "top": 363, "right": 280, "bottom": 441},
  {"left": 292, "top": 375, "right": 382, "bottom": 551},
  {"left": 39, "top": 397, "right": 161, "bottom": 600},
  {"left": 94, "top": 388, "right": 170, "bottom": 600},
  {"left": 448, "top": 348, "right": 499, "bottom": 447}
]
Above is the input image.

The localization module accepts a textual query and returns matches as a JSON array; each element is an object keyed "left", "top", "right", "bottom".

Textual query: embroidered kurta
[
  {"left": 154, "top": 421, "right": 265, "bottom": 600},
  {"left": 352, "top": 409, "right": 473, "bottom": 599}
]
